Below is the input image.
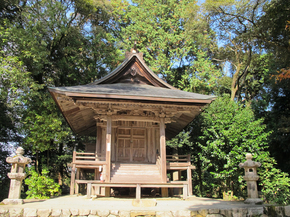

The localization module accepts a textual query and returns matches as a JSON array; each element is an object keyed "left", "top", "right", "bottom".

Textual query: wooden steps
[{"left": 110, "top": 163, "right": 162, "bottom": 183}]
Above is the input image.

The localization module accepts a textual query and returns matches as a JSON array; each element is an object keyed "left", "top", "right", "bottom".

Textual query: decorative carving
[{"left": 130, "top": 67, "right": 137, "bottom": 77}]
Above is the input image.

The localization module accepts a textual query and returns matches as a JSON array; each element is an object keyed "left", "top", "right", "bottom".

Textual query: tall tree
[
  {"left": 200, "top": 0, "right": 272, "bottom": 101},
  {"left": 0, "top": 0, "right": 121, "bottom": 189},
  {"left": 112, "top": 0, "right": 222, "bottom": 94}
]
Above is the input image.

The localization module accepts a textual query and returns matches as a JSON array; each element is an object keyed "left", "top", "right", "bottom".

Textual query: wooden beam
[
  {"left": 160, "top": 117, "right": 167, "bottom": 183},
  {"left": 111, "top": 115, "right": 160, "bottom": 122},
  {"left": 106, "top": 115, "right": 112, "bottom": 182}
]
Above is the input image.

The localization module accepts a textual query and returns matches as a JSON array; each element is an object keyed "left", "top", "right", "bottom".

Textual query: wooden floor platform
[{"left": 85, "top": 182, "right": 188, "bottom": 200}]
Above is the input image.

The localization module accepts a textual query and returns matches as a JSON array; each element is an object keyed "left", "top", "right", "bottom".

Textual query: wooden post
[
  {"left": 187, "top": 167, "right": 192, "bottom": 196},
  {"left": 75, "top": 168, "right": 80, "bottom": 194},
  {"left": 70, "top": 151, "right": 76, "bottom": 195},
  {"left": 183, "top": 184, "right": 188, "bottom": 200},
  {"left": 161, "top": 188, "right": 168, "bottom": 197},
  {"left": 87, "top": 182, "right": 92, "bottom": 199},
  {"left": 160, "top": 117, "right": 167, "bottom": 183},
  {"left": 96, "top": 126, "right": 102, "bottom": 157},
  {"left": 106, "top": 115, "right": 112, "bottom": 182},
  {"left": 136, "top": 184, "right": 141, "bottom": 200},
  {"left": 105, "top": 187, "right": 110, "bottom": 197}
]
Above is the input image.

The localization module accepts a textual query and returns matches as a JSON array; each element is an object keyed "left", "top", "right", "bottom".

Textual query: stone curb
[{"left": 0, "top": 206, "right": 290, "bottom": 217}]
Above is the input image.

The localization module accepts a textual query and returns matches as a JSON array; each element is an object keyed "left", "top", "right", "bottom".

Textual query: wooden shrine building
[{"left": 49, "top": 48, "right": 215, "bottom": 199}]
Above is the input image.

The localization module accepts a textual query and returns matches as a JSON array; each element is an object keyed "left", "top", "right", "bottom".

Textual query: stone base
[
  {"left": 244, "top": 198, "right": 263, "bottom": 205},
  {"left": 132, "top": 199, "right": 157, "bottom": 207},
  {"left": 2, "top": 199, "right": 24, "bottom": 205}
]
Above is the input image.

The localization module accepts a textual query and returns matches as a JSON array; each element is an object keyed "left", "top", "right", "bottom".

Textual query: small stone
[
  {"left": 232, "top": 208, "right": 247, "bottom": 217},
  {"left": 23, "top": 208, "right": 37, "bottom": 217},
  {"left": 88, "top": 215, "right": 99, "bottom": 217},
  {"left": 156, "top": 211, "right": 173, "bottom": 217},
  {"left": 61, "top": 209, "right": 71, "bottom": 217},
  {"left": 108, "top": 215, "right": 117, "bottom": 217},
  {"left": 130, "top": 211, "right": 156, "bottom": 217},
  {"left": 98, "top": 210, "right": 110, "bottom": 217},
  {"left": 119, "top": 210, "right": 130, "bottom": 217},
  {"left": 79, "top": 209, "right": 91, "bottom": 216},
  {"left": 90, "top": 210, "right": 98, "bottom": 215},
  {"left": 247, "top": 207, "right": 263, "bottom": 217},
  {"left": 51, "top": 209, "right": 62, "bottom": 217},
  {"left": 208, "top": 209, "right": 220, "bottom": 214},
  {"left": 220, "top": 209, "right": 232, "bottom": 217},
  {"left": 132, "top": 199, "right": 157, "bottom": 207},
  {"left": 0, "top": 208, "right": 8, "bottom": 215},
  {"left": 275, "top": 206, "right": 284, "bottom": 217},
  {"left": 70, "top": 209, "right": 79, "bottom": 216},
  {"left": 198, "top": 209, "right": 208, "bottom": 216},
  {"left": 171, "top": 210, "right": 191, "bottom": 217},
  {"left": 9, "top": 208, "right": 24, "bottom": 217},
  {"left": 206, "top": 215, "right": 224, "bottom": 217},
  {"left": 110, "top": 210, "right": 119, "bottom": 215},
  {"left": 285, "top": 205, "right": 290, "bottom": 217},
  {"left": 37, "top": 209, "right": 51, "bottom": 217}
]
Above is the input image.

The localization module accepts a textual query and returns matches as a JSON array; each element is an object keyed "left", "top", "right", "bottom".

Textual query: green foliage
[
  {"left": 112, "top": 0, "right": 222, "bottom": 93},
  {"left": 0, "top": 0, "right": 120, "bottom": 183},
  {"left": 259, "top": 155, "right": 290, "bottom": 205},
  {"left": 25, "top": 167, "right": 61, "bottom": 199},
  {"left": 197, "top": 95, "right": 271, "bottom": 198}
]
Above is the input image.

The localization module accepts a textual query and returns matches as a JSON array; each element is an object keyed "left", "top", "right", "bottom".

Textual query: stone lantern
[
  {"left": 3, "top": 147, "right": 31, "bottom": 205},
  {"left": 239, "top": 153, "right": 263, "bottom": 204}
]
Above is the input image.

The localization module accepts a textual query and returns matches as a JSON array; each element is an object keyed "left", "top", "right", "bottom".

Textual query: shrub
[{"left": 25, "top": 167, "right": 61, "bottom": 199}]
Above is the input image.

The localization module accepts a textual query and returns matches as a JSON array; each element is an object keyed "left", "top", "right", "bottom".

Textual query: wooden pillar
[
  {"left": 70, "top": 151, "right": 76, "bottom": 195},
  {"left": 105, "top": 187, "right": 111, "bottom": 197},
  {"left": 183, "top": 184, "right": 188, "bottom": 200},
  {"left": 106, "top": 115, "right": 112, "bottom": 182},
  {"left": 187, "top": 167, "right": 192, "bottom": 196},
  {"left": 161, "top": 188, "right": 168, "bottom": 197},
  {"left": 136, "top": 184, "right": 141, "bottom": 200},
  {"left": 96, "top": 126, "right": 102, "bottom": 157},
  {"left": 70, "top": 164, "right": 76, "bottom": 195},
  {"left": 75, "top": 168, "right": 80, "bottom": 194},
  {"left": 160, "top": 117, "right": 167, "bottom": 183},
  {"left": 87, "top": 183, "right": 92, "bottom": 199}
]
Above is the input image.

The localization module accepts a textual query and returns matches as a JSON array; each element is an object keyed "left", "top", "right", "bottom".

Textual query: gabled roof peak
[{"left": 91, "top": 48, "right": 175, "bottom": 89}]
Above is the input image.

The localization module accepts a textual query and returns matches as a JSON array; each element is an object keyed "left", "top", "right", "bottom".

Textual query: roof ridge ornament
[{"left": 125, "top": 41, "right": 143, "bottom": 60}]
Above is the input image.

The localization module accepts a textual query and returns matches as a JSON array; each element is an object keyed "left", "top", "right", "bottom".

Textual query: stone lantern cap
[
  {"left": 239, "top": 153, "right": 261, "bottom": 169},
  {"left": 6, "top": 147, "right": 32, "bottom": 165}
]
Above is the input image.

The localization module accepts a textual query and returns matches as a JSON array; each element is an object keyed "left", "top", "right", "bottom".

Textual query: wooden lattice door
[
  {"left": 116, "top": 127, "right": 146, "bottom": 162},
  {"left": 132, "top": 128, "right": 146, "bottom": 162},
  {"left": 117, "top": 128, "right": 131, "bottom": 162}
]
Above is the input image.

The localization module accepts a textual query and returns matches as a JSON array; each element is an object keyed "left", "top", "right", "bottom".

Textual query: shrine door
[{"left": 117, "top": 128, "right": 146, "bottom": 162}]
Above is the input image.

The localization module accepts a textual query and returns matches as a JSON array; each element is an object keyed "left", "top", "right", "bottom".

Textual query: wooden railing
[
  {"left": 72, "top": 151, "right": 106, "bottom": 165},
  {"left": 166, "top": 154, "right": 191, "bottom": 164}
]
